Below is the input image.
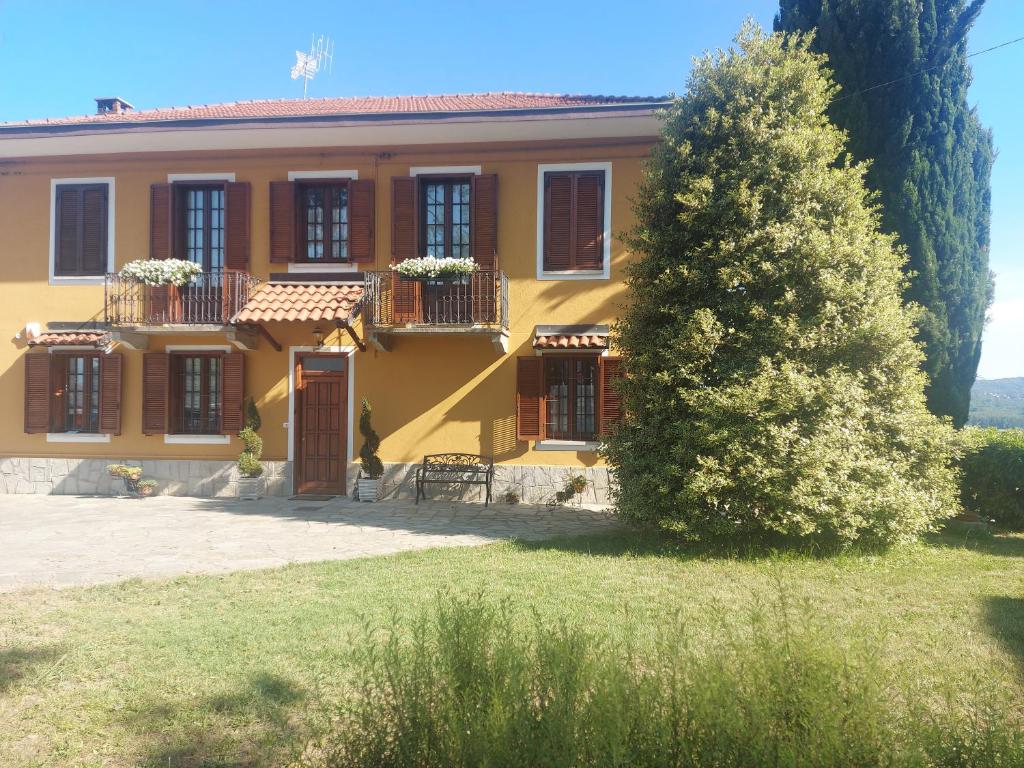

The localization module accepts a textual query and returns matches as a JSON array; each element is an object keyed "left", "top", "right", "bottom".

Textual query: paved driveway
[{"left": 0, "top": 495, "right": 619, "bottom": 591}]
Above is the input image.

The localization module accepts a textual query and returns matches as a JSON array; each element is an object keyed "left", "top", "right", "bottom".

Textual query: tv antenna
[{"left": 290, "top": 34, "right": 334, "bottom": 98}]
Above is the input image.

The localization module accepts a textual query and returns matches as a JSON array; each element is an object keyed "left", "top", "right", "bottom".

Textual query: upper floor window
[
  {"left": 421, "top": 177, "right": 471, "bottom": 259},
  {"left": 298, "top": 182, "right": 349, "bottom": 262},
  {"left": 537, "top": 164, "right": 611, "bottom": 280},
  {"left": 177, "top": 185, "right": 225, "bottom": 271},
  {"left": 52, "top": 181, "right": 112, "bottom": 280}
]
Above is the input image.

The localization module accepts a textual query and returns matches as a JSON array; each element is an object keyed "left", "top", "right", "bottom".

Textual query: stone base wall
[
  {"left": 0, "top": 457, "right": 611, "bottom": 504},
  {"left": 380, "top": 462, "right": 613, "bottom": 505},
  {"left": 0, "top": 457, "right": 292, "bottom": 497}
]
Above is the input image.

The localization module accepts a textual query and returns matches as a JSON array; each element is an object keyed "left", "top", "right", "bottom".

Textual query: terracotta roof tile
[
  {"left": 232, "top": 283, "right": 364, "bottom": 324},
  {"left": 27, "top": 331, "right": 109, "bottom": 347},
  {"left": 534, "top": 334, "right": 608, "bottom": 350},
  {"left": 3, "top": 92, "right": 665, "bottom": 128}
]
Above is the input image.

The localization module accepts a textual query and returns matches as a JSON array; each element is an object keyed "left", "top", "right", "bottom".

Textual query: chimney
[{"left": 94, "top": 97, "right": 134, "bottom": 115}]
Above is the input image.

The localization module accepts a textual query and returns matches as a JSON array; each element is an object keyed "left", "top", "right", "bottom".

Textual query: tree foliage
[
  {"left": 604, "top": 24, "right": 959, "bottom": 546},
  {"left": 776, "top": 0, "right": 994, "bottom": 427}
]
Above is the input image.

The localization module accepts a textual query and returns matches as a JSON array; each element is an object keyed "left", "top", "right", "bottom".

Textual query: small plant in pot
[
  {"left": 106, "top": 464, "right": 156, "bottom": 498},
  {"left": 357, "top": 398, "right": 384, "bottom": 502},
  {"left": 237, "top": 398, "right": 264, "bottom": 501}
]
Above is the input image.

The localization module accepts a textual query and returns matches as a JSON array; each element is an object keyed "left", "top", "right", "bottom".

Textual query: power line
[{"left": 832, "top": 34, "right": 1024, "bottom": 103}]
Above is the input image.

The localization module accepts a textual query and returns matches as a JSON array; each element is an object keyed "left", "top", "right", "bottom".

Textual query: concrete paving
[{"left": 0, "top": 494, "right": 621, "bottom": 591}]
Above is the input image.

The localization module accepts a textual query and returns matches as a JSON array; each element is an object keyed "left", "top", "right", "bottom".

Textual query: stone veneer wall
[
  {"left": 379, "top": 462, "right": 614, "bottom": 505},
  {"left": 0, "top": 458, "right": 291, "bottom": 497},
  {"left": 0, "top": 457, "right": 611, "bottom": 504}
]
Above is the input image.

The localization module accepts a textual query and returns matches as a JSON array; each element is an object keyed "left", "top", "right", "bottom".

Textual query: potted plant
[
  {"left": 237, "top": 397, "right": 264, "bottom": 501},
  {"left": 357, "top": 398, "right": 384, "bottom": 502},
  {"left": 391, "top": 256, "right": 476, "bottom": 286},
  {"left": 106, "top": 464, "right": 155, "bottom": 497}
]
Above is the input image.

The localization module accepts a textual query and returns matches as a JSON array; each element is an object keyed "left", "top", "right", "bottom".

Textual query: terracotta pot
[{"left": 138, "top": 485, "right": 155, "bottom": 497}]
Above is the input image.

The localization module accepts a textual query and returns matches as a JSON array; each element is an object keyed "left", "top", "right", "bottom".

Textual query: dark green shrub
[
  {"left": 238, "top": 398, "right": 264, "bottom": 478},
  {"left": 358, "top": 399, "right": 383, "bottom": 480},
  {"left": 244, "top": 396, "right": 262, "bottom": 431},
  {"left": 960, "top": 428, "right": 1024, "bottom": 529},
  {"left": 303, "top": 594, "right": 1023, "bottom": 767}
]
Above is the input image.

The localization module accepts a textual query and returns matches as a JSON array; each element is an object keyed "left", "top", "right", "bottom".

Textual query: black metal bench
[{"left": 415, "top": 453, "right": 494, "bottom": 506}]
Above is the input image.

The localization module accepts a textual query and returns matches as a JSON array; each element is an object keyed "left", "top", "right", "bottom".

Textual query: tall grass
[{"left": 301, "top": 593, "right": 1023, "bottom": 767}]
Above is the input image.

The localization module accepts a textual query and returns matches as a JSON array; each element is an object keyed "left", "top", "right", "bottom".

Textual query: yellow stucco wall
[{"left": 0, "top": 138, "right": 653, "bottom": 469}]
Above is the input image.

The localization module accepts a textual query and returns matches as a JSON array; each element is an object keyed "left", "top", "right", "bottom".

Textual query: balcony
[
  {"left": 103, "top": 270, "right": 262, "bottom": 349},
  {"left": 363, "top": 269, "right": 510, "bottom": 352}
]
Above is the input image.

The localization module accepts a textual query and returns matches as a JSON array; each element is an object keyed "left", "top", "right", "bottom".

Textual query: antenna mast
[{"left": 290, "top": 34, "right": 334, "bottom": 98}]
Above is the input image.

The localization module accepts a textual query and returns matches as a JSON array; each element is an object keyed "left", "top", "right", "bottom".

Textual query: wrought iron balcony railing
[
  {"left": 104, "top": 270, "right": 261, "bottom": 326},
  {"left": 363, "top": 269, "right": 509, "bottom": 331}
]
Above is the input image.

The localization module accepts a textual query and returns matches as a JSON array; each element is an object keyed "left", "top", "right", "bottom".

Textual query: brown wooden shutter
[
  {"left": 81, "top": 185, "right": 108, "bottom": 274},
  {"left": 150, "top": 183, "right": 173, "bottom": 260},
  {"left": 24, "top": 354, "right": 51, "bottom": 434},
  {"left": 516, "top": 356, "right": 545, "bottom": 442},
  {"left": 225, "top": 181, "right": 251, "bottom": 271},
  {"left": 55, "top": 186, "right": 82, "bottom": 275},
  {"left": 349, "top": 179, "right": 375, "bottom": 263},
  {"left": 391, "top": 176, "right": 421, "bottom": 322},
  {"left": 599, "top": 356, "right": 623, "bottom": 436},
  {"left": 221, "top": 353, "right": 245, "bottom": 434},
  {"left": 98, "top": 353, "right": 123, "bottom": 435},
  {"left": 142, "top": 352, "right": 169, "bottom": 435},
  {"left": 470, "top": 173, "right": 498, "bottom": 268},
  {"left": 269, "top": 181, "right": 296, "bottom": 263},
  {"left": 543, "top": 173, "right": 572, "bottom": 271},
  {"left": 574, "top": 172, "right": 605, "bottom": 270}
]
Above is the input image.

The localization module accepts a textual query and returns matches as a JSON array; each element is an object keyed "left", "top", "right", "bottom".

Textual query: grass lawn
[{"left": 1, "top": 527, "right": 1022, "bottom": 766}]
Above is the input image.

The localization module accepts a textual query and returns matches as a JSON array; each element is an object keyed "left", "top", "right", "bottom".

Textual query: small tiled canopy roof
[
  {"left": 27, "top": 330, "right": 109, "bottom": 347},
  {"left": 534, "top": 333, "right": 608, "bottom": 350},
  {"left": 232, "top": 283, "right": 364, "bottom": 323}
]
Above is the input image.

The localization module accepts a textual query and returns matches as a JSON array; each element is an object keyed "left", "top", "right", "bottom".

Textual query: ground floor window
[
  {"left": 543, "top": 356, "right": 598, "bottom": 441},
  {"left": 57, "top": 354, "right": 100, "bottom": 433},
  {"left": 171, "top": 354, "right": 222, "bottom": 434}
]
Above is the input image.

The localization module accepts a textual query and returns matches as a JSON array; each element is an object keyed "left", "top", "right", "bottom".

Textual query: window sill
[
  {"left": 49, "top": 275, "right": 106, "bottom": 286},
  {"left": 46, "top": 432, "right": 111, "bottom": 443},
  {"left": 535, "top": 440, "right": 601, "bottom": 452},
  {"left": 163, "top": 434, "right": 231, "bottom": 445},
  {"left": 537, "top": 269, "right": 608, "bottom": 282}
]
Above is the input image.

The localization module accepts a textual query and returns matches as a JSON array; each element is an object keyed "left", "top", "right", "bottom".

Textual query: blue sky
[{"left": 0, "top": 0, "right": 1020, "bottom": 377}]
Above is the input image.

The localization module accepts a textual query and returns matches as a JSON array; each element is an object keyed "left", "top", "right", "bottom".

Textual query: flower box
[{"left": 391, "top": 256, "right": 476, "bottom": 282}]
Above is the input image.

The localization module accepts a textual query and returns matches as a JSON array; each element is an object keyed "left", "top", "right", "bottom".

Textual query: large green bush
[
  {"left": 604, "top": 24, "right": 959, "bottom": 546},
  {"left": 960, "top": 428, "right": 1024, "bottom": 529},
  {"left": 302, "top": 594, "right": 1022, "bottom": 767}
]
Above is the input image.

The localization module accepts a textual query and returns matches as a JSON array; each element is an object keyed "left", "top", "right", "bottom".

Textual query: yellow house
[{"left": 0, "top": 93, "right": 665, "bottom": 502}]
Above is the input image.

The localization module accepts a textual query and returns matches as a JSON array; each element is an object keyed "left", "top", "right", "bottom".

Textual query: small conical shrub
[{"left": 359, "top": 399, "right": 384, "bottom": 480}]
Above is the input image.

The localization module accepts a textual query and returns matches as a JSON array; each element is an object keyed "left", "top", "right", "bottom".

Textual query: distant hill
[{"left": 969, "top": 378, "right": 1024, "bottom": 429}]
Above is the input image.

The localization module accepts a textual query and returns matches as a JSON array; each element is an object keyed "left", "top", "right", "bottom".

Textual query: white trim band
[
  {"left": 287, "top": 170, "right": 359, "bottom": 180},
  {"left": 163, "top": 434, "right": 232, "bottom": 445},
  {"left": 46, "top": 433, "right": 112, "bottom": 443}
]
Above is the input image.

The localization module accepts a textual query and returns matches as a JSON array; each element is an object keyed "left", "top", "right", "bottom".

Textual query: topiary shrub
[
  {"left": 603, "top": 24, "right": 959, "bottom": 547},
  {"left": 237, "top": 399, "right": 264, "bottom": 478},
  {"left": 960, "top": 428, "right": 1024, "bottom": 529},
  {"left": 359, "top": 399, "right": 384, "bottom": 480}
]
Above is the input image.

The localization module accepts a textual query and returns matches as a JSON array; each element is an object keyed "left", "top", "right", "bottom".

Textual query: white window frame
[
  {"left": 410, "top": 165, "right": 482, "bottom": 176},
  {"left": 162, "top": 345, "right": 234, "bottom": 444},
  {"left": 287, "top": 170, "right": 361, "bottom": 272},
  {"left": 535, "top": 162, "right": 612, "bottom": 281},
  {"left": 49, "top": 177, "right": 116, "bottom": 286}
]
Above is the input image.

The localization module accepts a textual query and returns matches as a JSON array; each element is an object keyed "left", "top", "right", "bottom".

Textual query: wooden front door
[{"left": 294, "top": 354, "right": 348, "bottom": 495}]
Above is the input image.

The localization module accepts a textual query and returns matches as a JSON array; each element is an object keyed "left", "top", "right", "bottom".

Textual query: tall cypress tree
[{"left": 776, "top": 0, "right": 994, "bottom": 427}]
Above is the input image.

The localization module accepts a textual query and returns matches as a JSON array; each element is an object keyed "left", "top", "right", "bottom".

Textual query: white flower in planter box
[
  {"left": 391, "top": 256, "right": 476, "bottom": 279},
  {"left": 119, "top": 259, "right": 204, "bottom": 287}
]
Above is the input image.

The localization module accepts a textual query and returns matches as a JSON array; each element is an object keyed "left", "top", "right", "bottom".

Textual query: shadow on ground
[
  {"left": 985, "top": 596, "right": 1024, "bottom": 675},
  {"left": 123, "top": 671, "right": 305, "bottom": 768},
  {"left": 508, "top": 525, "right": 1024, "bottom": 562},
  {"left": 0, "top": 644, "right": 66, "bottom": 695}
]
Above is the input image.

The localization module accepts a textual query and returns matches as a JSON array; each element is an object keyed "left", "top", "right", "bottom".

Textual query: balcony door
[
  {"left": 179, "top": 184, "right": 225, "bottom": 323},
  {"left": 294, "top": 353, "right": 348, "bottom": 495}
]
